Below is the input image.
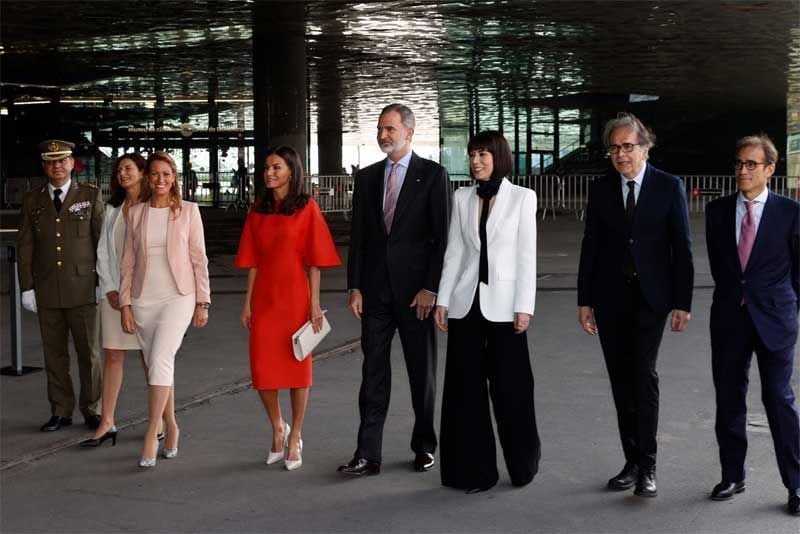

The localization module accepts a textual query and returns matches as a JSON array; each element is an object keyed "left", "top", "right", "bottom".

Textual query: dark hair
[
  {"left": 253, "top": 146, "right": 310, "bottom": 215},
  {"left": 736, "top": 133, "right": 778, "bottom": 164},
  {"left": 108, "top": 153, "right": 146, "bottom": 207},
  {"left": 380, "top": 103, "right": 415, "bottom": 129},
  {"left": 467, "top": 130, "right": 513, "bottom": 181}
]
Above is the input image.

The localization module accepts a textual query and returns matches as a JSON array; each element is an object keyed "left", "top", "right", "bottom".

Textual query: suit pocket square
[{"left": 291, "top": 311, "right": 331, "bottom": 361}]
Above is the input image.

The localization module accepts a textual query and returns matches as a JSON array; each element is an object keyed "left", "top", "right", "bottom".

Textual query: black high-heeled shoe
[{"left": 80, "top": 427, "right": 118, "bottom": 447}]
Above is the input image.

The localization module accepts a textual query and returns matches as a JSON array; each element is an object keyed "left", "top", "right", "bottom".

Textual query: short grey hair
[
  {"left": 602, "top": 112, "right": 655, "bottom": 150},
  {"left": 736, "top": 133, "right": 778, "bottom": 164},
  {"left": 380, "top": 103, "right": 416, "bottom": 130}
]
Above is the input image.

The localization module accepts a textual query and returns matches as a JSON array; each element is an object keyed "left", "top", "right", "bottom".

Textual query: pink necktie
[
  {"left": 738, "top": 200, "right": 757, "bottom": 271},
  {"left": 383, "top": 162, "right": 399, "bottom": 231}
]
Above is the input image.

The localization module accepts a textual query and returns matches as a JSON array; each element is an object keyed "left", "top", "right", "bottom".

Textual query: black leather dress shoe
[
  {"left": 634, "top": 469, "right": 657, "bottom": 497},
  {"left": 414, "top": 452, "right": 435, "bottom": 472},
  {"left": 84, "top": 415, "right": 102, "bottom": 430},
  {"left": 608, "top": 462, "right": 639, "bottom": 490},
  {"left": 41, "top": 416, "right": 72, "bottom": 432},
  {"left": 788, "top": 490, "right": 800, "bottom": 516},
  {"left": 337, "top": 457, "right": 380, "bottom": 476},
  {"left": 710, "top": 480, "right": 745, "bottom": 501}
]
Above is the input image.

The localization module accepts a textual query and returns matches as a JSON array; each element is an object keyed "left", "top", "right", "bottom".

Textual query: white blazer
[
  {"left": 437, "top": 178, "right": 537, "bottom": 322},
  {"left": 96, "top": 203, "right": 125, "bottom": 299}
]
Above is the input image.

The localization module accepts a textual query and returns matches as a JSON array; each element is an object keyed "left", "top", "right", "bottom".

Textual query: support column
[
  {"left": 208, "top": 77, "right": 220, "bottom": 207},
  {"left": 253, "top": 1, "right": 307, "bottom": 198},
  {"left": 318, "top": 94, "right": 342, "bottom": 175}
]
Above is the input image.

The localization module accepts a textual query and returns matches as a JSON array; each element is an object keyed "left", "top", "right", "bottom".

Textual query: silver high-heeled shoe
[
  {"left": 162, "top": 428, "right": 179, "bottom": 459},
  {"left": 285, "top": 437, "right": 303, "bottom": 471},
  {"left": 266, "top": 421, "right": 290, "bottom": 465},
  {"left": 139, "top": 439, "right": 159, "bottom": 468}
]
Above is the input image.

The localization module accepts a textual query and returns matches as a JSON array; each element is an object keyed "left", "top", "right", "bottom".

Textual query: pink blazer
[{"left": 119, "top": 200, "right": 211, "bottom": 307}]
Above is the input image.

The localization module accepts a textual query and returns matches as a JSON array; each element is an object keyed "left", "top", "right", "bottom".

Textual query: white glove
[
  {"left": 21, "top": 290, "right": 37, "bottom": 313},
  {"left": 95, "top": 286, "right": 102, "bottom": 303}
]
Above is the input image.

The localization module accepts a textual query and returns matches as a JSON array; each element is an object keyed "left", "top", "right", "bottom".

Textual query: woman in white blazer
[
  {"left": 81, "top": 153, "right": 155, "bottom": 448},
  {"left": 434, "top": 131, "right": 541, "bottom": 493}
]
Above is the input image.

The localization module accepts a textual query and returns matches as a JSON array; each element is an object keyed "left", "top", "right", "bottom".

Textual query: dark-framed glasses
[
  {"left": 734, "top": 160, "right": 772, "bottom": 171},
  {"left": 607, "top": 143, "right": 639, "bottom": 155}
]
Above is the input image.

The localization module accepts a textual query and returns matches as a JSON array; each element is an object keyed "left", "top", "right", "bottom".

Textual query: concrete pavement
[{"left": 1, "top": 212, "right": 799, "bottom": 533}]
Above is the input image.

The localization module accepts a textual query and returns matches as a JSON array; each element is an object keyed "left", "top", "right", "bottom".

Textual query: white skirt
[
  {"left": 132, "top": 249, "right": 195, "bottom": 386},
  {"left": 100, "top": 298, "right": 141, "bottom": 350}
]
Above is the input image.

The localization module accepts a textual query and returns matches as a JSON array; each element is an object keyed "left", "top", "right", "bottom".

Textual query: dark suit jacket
[
  {"left": 706, "top": 191, "right": 800, "bottom": 352},
  {"left": 347, "top": 152, "right": 451, "bottom": 307},
  {"left": 17, "top": 180, "right": 104, "bottom": 308},
  {"left": 577, "top": 163, "right": 694, "bottom": 315}
]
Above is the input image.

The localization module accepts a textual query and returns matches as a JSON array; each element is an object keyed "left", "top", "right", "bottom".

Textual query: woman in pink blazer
[{"left": 120, "top": 151, "right": 210, "bottom": 468}]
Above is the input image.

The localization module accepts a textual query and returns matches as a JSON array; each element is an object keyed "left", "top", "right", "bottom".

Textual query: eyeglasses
[
  {"left": 734, "top": 160, "right": 772, "bottom": 171},
  {"left": 607, "top": 143, "right": 639, "bottom": 155}
]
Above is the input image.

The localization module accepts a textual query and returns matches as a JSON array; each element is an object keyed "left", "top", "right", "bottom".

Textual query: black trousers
[
  {"left": 355, "top": 284, "right": 437, "bottom": 463},
  {"left": 712, "top": 305, "right": 800, "bottom": 490},
  {"left": 594, "top": 278, "right": 667, "bottom": 470},
  {"left": 440, "top": 294, "right": 541, "bottom": 490}
]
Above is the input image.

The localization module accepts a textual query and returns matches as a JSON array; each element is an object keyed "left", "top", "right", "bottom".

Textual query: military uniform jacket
[{"left": 17, "top": 181, "right": 104, "bottom": 308}]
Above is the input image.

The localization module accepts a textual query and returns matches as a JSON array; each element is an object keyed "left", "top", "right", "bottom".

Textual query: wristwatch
[{"left": 196, "top": 302, "right": 210, "bottom": 309}]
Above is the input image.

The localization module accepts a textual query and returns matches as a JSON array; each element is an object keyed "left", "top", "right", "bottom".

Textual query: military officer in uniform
[{"left": 17, "top": 140, "right": 104, "bottom": 432}]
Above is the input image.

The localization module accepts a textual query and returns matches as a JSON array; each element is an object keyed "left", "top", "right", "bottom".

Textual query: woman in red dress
[{"left": 236, "top": 146, "right": 340, "bottom": 470}]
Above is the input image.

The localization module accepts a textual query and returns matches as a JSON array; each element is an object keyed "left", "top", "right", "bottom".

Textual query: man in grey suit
[{"left": 18, "top": 140, "right": 104, "bottom": 432}]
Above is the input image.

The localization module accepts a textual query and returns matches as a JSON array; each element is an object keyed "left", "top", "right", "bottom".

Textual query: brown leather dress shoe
[
  {"left": 607, "top": 462, "right": 639, "bottom": 490},
  {"left": 414, "top": 452, "right": 435, "bottom": 472},
  {"left": 337, "top": 457, "right": 380, "bottom": 476}
]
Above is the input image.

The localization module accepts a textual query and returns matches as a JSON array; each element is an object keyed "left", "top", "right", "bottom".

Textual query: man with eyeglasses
[
  {"left": 705, "top": 134, "right": 800, "bottom": 515},
  {"left": 17, "top": 140, "right": 104, "bottom": 432},
  {"left": 577, "top": 112, "right": 694, "bottom": 498}
]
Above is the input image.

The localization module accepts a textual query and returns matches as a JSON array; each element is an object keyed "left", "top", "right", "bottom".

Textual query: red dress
[{"left": 235, "top": 199, "right": 340, "bottom": 389}]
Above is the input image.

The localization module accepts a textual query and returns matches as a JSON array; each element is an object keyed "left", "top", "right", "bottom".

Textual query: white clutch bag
[{"left": 291, "top": 311, "right": 331, "bottom": 361}]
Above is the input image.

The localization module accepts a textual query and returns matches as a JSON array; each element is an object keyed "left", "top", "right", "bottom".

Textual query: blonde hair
[{"left": 143, "top": 151, "right": 182, "bottom": 218}]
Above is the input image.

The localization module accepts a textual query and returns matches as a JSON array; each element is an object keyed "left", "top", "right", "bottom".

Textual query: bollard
[{"left": 1, "top": 240, "right": 42, "bottom": 376}]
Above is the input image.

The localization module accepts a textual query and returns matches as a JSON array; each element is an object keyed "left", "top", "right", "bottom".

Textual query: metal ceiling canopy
[{"left": 1, "top": 1, "right": 797, "bottom": 133}]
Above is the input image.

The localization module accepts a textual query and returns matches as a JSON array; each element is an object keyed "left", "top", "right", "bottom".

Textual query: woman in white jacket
[
  {"left": 81, "top": 153, "right": 152, "bottom": 447},
  {"left": 434, "top": 131, "right": 541, "bottom": 493}
]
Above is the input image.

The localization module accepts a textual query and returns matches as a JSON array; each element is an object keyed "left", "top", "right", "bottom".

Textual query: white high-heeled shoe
[
  {"left": 285, "top": 437, "right": 303, "bottom": 471},
  {"left": 162, "top": 428, "right": 180, "bottom": 459},
  {"left": 266, "top": 421, "right": 290, "bottom": 465},
  {"left": 139, "top": 440, "right": 159, "bottom": 468}
]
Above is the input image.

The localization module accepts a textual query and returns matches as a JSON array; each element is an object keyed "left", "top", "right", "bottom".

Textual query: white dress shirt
[
  {"left": 620, "top": 163, "right": 646, "bottom": 206},
  {"left": 47, "top": 178, "right": 72, "bottom": 201}
]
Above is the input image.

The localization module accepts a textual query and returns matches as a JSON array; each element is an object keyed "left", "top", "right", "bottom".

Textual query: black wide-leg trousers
[{"left": 440, "top": 293, "right": 541, "bottom": 490}]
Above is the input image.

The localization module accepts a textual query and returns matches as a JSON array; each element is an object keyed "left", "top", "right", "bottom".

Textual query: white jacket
[
  {"left": 96, "top": 203, "right": 125, "bottom": 299},
  {"left": 436, "top": 178, "right": 537, "bottom": 321}
]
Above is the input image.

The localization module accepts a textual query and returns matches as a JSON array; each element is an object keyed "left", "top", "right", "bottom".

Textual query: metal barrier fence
[
  {"left": 301, "top": 174, "right": 799, "bottom": 219},
  {"left": 3, "top": 177, "right": 49, "bottom": 207},
  {"left": 4, "top": 174, "right": 799, "bottom": 218}
]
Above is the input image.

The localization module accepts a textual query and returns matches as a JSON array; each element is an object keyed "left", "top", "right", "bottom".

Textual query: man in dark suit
[
  {"left": 339, "top": 103, "right": 451, "bottom": 476},
  {"left": 17, "top": 140, "right": 104, "bottom": 432},
  {"left": 705, "top": 134, "right": 800, "bottom": 516},
  {"left": 577, "top": 113, "right": 694, "bottom": 497}
]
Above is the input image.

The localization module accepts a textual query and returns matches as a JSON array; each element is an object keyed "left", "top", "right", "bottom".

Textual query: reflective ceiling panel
[{"left": 1, "top": 1, "right": 797, "bottom": 139}]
